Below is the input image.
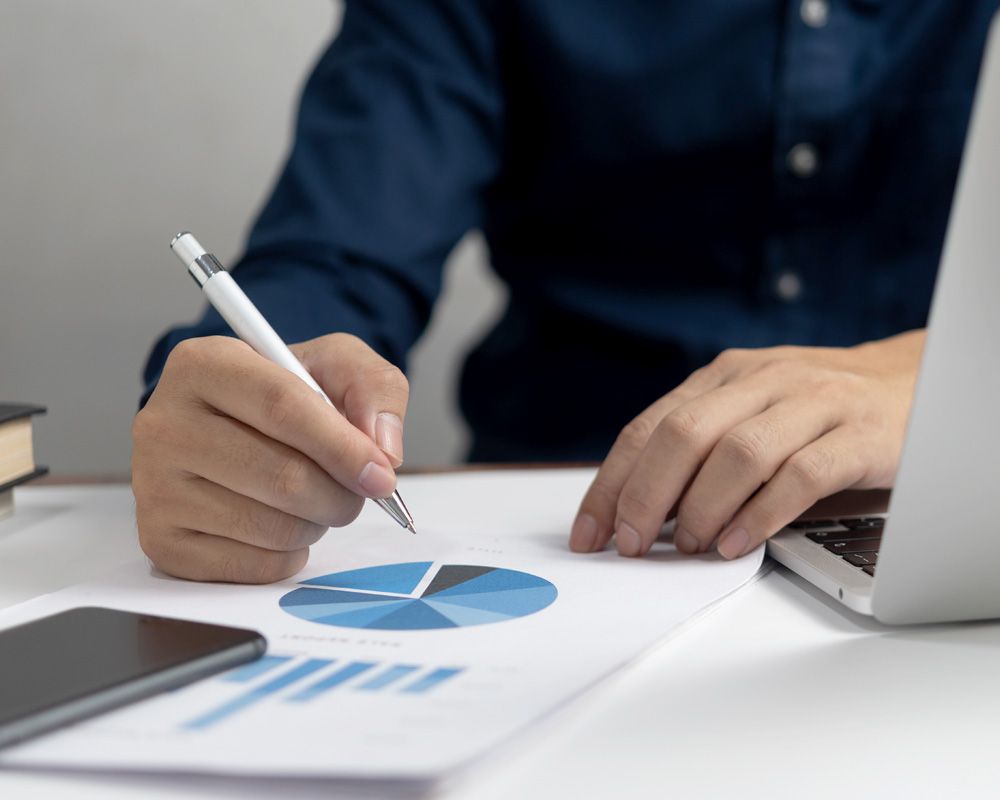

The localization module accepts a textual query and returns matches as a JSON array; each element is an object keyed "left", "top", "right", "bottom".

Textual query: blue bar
[
  {"left": 400, "top": 667, "right": 464, "bottom": 694},
  {"left": 287, "top": 661, "right": 377, "bottom": 703},
  {"left": 221, "top": 654, "right": 293, "bottom": 683},
  {"left": 356, "top": 664, "right": 420, "bottom": 691},
  {"left": 184, "top": 658, "right": 332, "bottom": 730}
]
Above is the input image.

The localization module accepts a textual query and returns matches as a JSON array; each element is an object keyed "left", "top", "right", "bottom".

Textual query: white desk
[{"left": 1, "top": 484, "right": 997, "bottom": 800}]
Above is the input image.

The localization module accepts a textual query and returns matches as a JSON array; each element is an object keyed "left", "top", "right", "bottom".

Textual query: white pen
[{"left": 170, "top": 232, "right": 416, "bottom": 534}]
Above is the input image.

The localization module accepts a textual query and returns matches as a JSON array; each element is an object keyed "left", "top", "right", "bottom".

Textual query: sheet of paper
[{"left": 0, "top": 469, "right": 764, "bottom": 784}]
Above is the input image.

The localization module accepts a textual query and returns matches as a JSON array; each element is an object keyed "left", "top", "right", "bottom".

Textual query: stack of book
[{"left": 0, "top": 404, "right": 48, "bottom": 520}]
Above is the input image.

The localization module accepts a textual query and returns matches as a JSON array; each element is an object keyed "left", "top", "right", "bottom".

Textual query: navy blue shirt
[{"left": 144, "top": 1, "right": 1000, "bottom": 461}]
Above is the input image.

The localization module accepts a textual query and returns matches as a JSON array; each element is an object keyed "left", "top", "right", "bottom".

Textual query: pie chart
[{"left": 279, "top": 562, "right": 558, "bottom": 630}]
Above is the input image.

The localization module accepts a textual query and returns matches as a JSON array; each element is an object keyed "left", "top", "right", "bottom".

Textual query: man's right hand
[{"left": 131, "top": 333, "right": 408, "bottom": 584}]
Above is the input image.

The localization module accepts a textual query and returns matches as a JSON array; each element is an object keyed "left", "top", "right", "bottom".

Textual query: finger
[
  {"left": 293, "top": 334, "right": 409, "bottom": 467},
  {"left": 570, "top": 365, "right": 728, "bottom": 553},
  {"left": 716, "top": 425, "right": 868, "bottom": 559},
  {"left": 138, "top": 524, "right": 309, "bottom": 584},
  {"left": 170, "top": 475, "right": 329, "bottom": 552},
  {"left": 175, "top": 411, "right": 365, "bottom": 528},
  {"left": 614, "top": 381, "right": 774, "bottom": 557},
  {"left": 674, "top": 399, "right": 837, "bottom": 554},
  {"left": 164, "top": 337, "right": 397, "bottom": 499}
]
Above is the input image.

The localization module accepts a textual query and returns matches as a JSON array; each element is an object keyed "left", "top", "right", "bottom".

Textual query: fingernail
[
  {"left": 674, "top": 527, "right": 700, "bottom": 554},
  {"left": 718, "top": 527, "right": 750, "bottom": 560},
  {"left": 375, "top": 413, "right": 404, "bottom": 465},
  {"left": 358, "top": 461, "right": 395, "bottom": 498},
  {"left": 615, "top": 522, "right": 643, "bottom": 557},
  {"left": 570, "top": 513, "right": 598, "bottom": 552}
]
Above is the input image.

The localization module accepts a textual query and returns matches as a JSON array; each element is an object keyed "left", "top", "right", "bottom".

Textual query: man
[{"left": 132, "top": 1, "right": 1000, "bottom": 582}]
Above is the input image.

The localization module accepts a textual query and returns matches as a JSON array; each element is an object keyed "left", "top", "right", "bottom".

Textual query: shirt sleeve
[{"left": 141, "top": 0, "right": 502, "bottom": 405}]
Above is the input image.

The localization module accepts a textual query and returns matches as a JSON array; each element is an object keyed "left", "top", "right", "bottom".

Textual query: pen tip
[{"left": 407, "top": 523, "right": 417, "bottom": 535}]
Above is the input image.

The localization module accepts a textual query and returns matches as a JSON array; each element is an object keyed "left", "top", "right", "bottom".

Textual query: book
[{"left": 0, "top": 405, "right": 48, "bottom": 520}]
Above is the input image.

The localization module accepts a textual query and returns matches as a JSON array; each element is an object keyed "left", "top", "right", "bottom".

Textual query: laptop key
[
  {"left": 787, "top": 519, "right": 839, "bottom": 529},
  {"left": 839, "top": 517, "right": 885, "bottom": 530},
  {"left": 843, "top": 552, "right": 876, "bottom": 567},
  {"left": 862, "top": 565, "right": 876, "bottom": 576},
  {"left": 807, "top": 529, "right": 882, "bottom": 543},
  {"left": 823, "top": 540, "right": 881, "bottom": 555}
]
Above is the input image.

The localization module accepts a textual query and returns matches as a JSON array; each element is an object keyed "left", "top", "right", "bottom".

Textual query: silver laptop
[{"left": 766, "top": 15, "right": 1000, "bottom": 624}]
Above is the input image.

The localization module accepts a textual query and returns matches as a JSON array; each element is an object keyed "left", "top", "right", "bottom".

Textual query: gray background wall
[{"left": 0, "top": 0, "right": 504, "bottom": 474}]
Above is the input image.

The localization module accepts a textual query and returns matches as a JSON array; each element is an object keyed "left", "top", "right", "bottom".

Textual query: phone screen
[{"left": 0, "top": 606, "right": 265, "bottom": 747}]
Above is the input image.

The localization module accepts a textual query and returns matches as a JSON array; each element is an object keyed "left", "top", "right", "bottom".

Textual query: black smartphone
[{"left": 0, "top": 606, "right": 266, "bottom": 750}]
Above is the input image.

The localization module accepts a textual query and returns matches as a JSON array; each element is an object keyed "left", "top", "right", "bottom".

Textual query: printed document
[{"left": 0, "top": 469, "right": 764, "bottom": 784}]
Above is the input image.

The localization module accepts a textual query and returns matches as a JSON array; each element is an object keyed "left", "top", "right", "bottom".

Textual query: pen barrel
[{"left": 202, "top": 272, "right": 331, "bottom": 403}]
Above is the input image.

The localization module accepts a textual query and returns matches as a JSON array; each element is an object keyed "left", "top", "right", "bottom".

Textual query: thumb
[{"left": 292, "top": 333, "right": 409, "bottom": 467}]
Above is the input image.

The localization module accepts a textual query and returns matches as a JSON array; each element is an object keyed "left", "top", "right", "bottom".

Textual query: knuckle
[
  {"left": 786, "top": 448, "right": 834, "bottom": 490},
  {"left": 164, "top": 337, "right": 207, "bottom": 379},
  {"left": 331, "top": 332, "right": 364, "bottom": 351},
  {"left": 260, "top": 380, "right": 296, "bottom": 429},
  {"left": 657, "top": 409, "right": 703, "bottom": 448},
  {"left": 131, "top": 407, "right": 167, "bottom": 447},
  {"left": 324, "top": 332, "right": 369, "bottom": 361},
  {"left": 131, "top": 465, "right": 173, "bottom": 517},
  {"left": 617, "top": 488, "right": 657, "bottom": 526},
  {"left": 241, "top": 551, "right": 304, "bottom": 584},
  {"left": 244, "top": 506, "right": 309, "bottom": 551},
  {"left": 264, "top": 511, "right": 300, "bottom": 551},
  {"left": 617, "top": 416, "right": 656, "bottom": 452},
  {"left": 685, "top": 366, "right": 709, "bottom": 385},
  {"left": 209, "top": 546, "right": 273, "bottom": 585},
  {"left": 755, "top": 357, "right": 796, "bottom": 382},
  {"left": 361, "top": 365, "right": 410, "bottom": 408},
  {"left": 753, "top": 357, "right": 780, "bottom": 376},
  {"left": 713, "top": 348, "right": 746, "bottom": 371},
  {"left": 130, "top": 410, "right": 148, "bottom": 443},
  {"left": 136, "top": 521, "right": 165, "bottom": 564},
  {"left": 377, "top": 364, "right": 409, "bottom": 393},
  {"left": 719, "top": 428, "right": 769, "bottom": 471},
  {"left": 215, "top": 552, "right": 247, "bottom": 584},
  {"left": 242, "top": 555, "right": 286, "bottom": 585},
  {"left": 137, "top": 522, "right": 184, "bottom": 575},
  {"left": 586, "top": 476, "right": 619, "bottom": 509},
  {"left": 270, "top": 455, "right": 310, "bottom": 506},
  {"left": 167, "top": 336, "right": 198, "bottom": 364},
  {"left": 832, "top": 370, "right": 865, "bottom": 397},
  {"left": 131, "top": 471, "right": 160, "bottom": 511}
]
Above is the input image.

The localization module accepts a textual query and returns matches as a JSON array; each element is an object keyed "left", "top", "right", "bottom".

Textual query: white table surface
[{"left": 1, "top": 484, "right": 998, "bottom": 800}]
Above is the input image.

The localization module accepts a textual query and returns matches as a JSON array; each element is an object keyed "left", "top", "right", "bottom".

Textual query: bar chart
[{"left": 183, "top": 655, "right": 466, "bottom": 731}]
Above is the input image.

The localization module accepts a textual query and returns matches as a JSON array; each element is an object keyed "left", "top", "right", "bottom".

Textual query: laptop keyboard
[{"left": 786, "top": 517, "right": 885, "bottom": 577}]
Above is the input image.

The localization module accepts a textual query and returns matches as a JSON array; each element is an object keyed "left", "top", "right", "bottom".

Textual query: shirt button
[
  {"left": 800, "top": 0, "right": 830, "bottom": 28},
  {"left": 775, "top": 272, "right": 803, "bottom": 302},
  {"left": 786, "top": 142, "right": 819, "bottom": 177}
]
